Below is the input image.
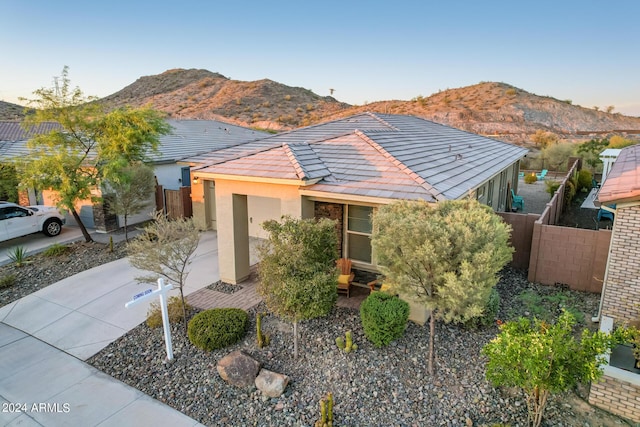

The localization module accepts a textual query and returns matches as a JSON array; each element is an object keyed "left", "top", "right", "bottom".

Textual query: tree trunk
[
  {"left": 124, "top": 213, "right": 129, "bottom": 241},
  {"left": 294, "top": 320, "right": 298, "bottom": 359},
  {"left": 179, "top": 286, "right": 187, "bottom": 333},
  {"left": 428, "top": 311, "right": 435, "bottom": 375},
  {"left": 70, "top": 207, "right": 93, "bottom": 242}
]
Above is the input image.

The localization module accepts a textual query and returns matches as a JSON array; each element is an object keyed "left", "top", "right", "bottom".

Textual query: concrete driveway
[{"left": 0, "top": 231, "right": 218, "bottom": 426}]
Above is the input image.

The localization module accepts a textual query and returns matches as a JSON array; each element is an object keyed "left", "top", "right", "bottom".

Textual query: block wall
[
  {"left": 601, "top": 204, "right": 640, "bottom": 323},
  {"left": 589, "top": 375, "right": 640, "bottom": 422}
]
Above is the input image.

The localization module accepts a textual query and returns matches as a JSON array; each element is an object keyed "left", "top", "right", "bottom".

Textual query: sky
[{"left": 2, "top": 1, "right": 640, "bottom": 116}]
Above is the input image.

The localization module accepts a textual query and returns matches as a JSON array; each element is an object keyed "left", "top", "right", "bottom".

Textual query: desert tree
[
  {"left": 371, "top": 199, "right": 513, "bottom": 374},
  {"left": 18, "top": 66, "right": 170, "bottom": 242},
  {"left": 576, "top": 138, "right": 609, "bottom": 172},
  {"left": 127, "top": 211, "right": 201, "bottom": 330},
  {"left": 483, "top": 310, "right": 633, "bottom": 427},
  {"left": 530, "top": 130, "right": 559, "bottom": 148},
  {"left": 104, "top": 163, "right": 156, "bottom": 241},
  {"left": 0, "top": 163, "right": 19, "bottom": 202},
  {"left": 257, "top": 216, "right": 338, "bottom": 358}
]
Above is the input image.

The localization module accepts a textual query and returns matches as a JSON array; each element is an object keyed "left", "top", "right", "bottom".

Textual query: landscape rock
[
  {"left": 216, "top": 351, "right": 260, "bottom": 387},
  {"left": 255, "top": 369, "right": 289, "bottom": 398}
]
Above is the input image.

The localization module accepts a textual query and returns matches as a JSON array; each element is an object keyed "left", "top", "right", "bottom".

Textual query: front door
[{"left": 207, "top": 181, "right": 216, "bottom": 230}]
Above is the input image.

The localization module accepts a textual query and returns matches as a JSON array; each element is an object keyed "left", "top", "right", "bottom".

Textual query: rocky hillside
[
  {"left": 99, "top": 69, "right": 349, "bottom": 131},
  {"left": 0, "top": 101, "right": 25, "bottom": 120},
  {"left": 5, "top": 69, "right": 640, "bottom": 144}
]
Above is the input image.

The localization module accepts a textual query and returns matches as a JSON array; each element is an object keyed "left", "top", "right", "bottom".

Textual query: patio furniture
[
  {"left": 536, "top": 169, "right": 548, "bottom": 180},
  {"left": 337, "top": 258, "right": 354, "bottom": 298},
  {"left": 518, "top": 171, "right": 525, "bottom": 178},
  {"left": 597, "top": 204, "right": 616, "bottom": 222},
  {"left": 592, "top": 178, "right": 600, "bottom": 189},
  {"left": 511, "top": 189, "right": 524, "bottom": 211}
]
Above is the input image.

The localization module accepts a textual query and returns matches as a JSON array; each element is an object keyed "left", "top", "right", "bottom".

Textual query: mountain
[
  {"left": 6, "top": 69, "right": 640, "bottom": 144},
  {"left": 0, "top": 101, "right": 25, "bottom": 120},
  {"left": 329, "top": 82, "right": 640, "bottom": 144},
  {"left": 99, "top": 68, "right": 349, "bottom": 131}
]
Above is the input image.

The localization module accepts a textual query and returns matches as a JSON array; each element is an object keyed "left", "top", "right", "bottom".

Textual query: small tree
[
  {"left": 105, "top": 163, "right": 155, "bottom": 241},
  {"left": 0, "top": 164, "right": 19, "bottom": 202},
  {"left": 18, "top": 66, "right": 170, "bottom": 242},
  {"left": 127, "top": 211, "right": 201, "bottom": 330},
  {"left": 482, "top": 310, "right": 633, "bottom": 427},
  {"left": 257, "top": 216, "right": 338, "bottom": 358},
  {"left": 577, "top": 138, "right": 609, "bottom": 172},
  {"left": 531, "top": 130, "right": 559, "bottom": 148},
  {"left": 371, "top": 199, "right": 513, "bottom": 374}
]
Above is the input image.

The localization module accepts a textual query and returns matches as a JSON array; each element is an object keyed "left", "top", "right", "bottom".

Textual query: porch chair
[
  {"left": 536, "top": 169, "right": 548, "bottom": 180},
  {"left": 336, "top": 258, "right": 355, "bottom": 298},
  {"left": 518, "top": 171, "right": 525, "bottom": 178},
  {"left": 592, "top": 178, "right": 600, "bottom": 189},
  {"left": 511, "top": 188, "right": 524, "bottom": 211}
]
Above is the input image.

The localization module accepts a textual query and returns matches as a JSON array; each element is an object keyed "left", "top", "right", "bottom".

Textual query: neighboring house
[
  {"left": 0, "top": 119, "right": 267, "bottom": 229},
  {"left": 184, "top": 112, "right": 528, "bottom": 284},
  {"left": 589, "top": 144, "right": 640, "bottom": 422}
]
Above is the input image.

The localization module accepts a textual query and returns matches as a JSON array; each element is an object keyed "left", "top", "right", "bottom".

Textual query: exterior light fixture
[{"left": 192, "top": 176, "right": 199, "bottom": 184}]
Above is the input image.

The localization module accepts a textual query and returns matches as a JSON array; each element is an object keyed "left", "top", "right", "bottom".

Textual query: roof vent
[
  {"left": 448, "top": 145, "right": 452, "bottom": 152},
  {"left": 456, "top": 154, "right": 463, "bottom": 161}
]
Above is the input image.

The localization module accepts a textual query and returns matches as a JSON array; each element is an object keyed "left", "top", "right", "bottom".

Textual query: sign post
[{"left": 125, "top": 278, "right": 175, "bottom": 361}]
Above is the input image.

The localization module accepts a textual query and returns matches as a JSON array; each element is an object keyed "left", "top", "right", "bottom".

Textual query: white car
[{"left": 0, "top": 201, "right": 66, "bottom": 242}]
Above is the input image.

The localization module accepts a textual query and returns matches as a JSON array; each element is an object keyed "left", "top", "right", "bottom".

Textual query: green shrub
[
  {"left": 465, "top": 287, "right": 500, "bottom": 329},
  {"left": 146, "top": 296, "right": 192, "bottom": 328},
  {"left": 564, "top": 179, "right": 577, "bottom": 206},
  {"left": 545, "top": 180, "right": 561, "bottom": 198},
  {"left": 7, "top": 246, "right": 27, "bottom": 267},
  {"left": 188, "top": 308, "right": 248, "bottom": 351},
  {"left": 0, "top": 274, "right": 16, "bottom": 289},
  {"left": 43, "top": 243, "right": 70, "bottom": 257},
  {"left": 360, "top": 292, "right": 409, "bottom": 347},
  {"left": 523, "top": 173, "right": 537, "bottom": 184},
  {"left": 577, "top": 169, "right": 592, "bottom": 192}
]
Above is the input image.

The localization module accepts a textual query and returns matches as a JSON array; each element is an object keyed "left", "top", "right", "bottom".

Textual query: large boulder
[
  {"left": 255, "top": 369, "right": 289, "bottom": 398},
  {"left": 216, "top": 351, "right": 261, "bottom": 387}
]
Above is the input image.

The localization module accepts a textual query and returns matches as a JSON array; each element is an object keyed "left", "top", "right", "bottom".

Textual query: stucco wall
[
  {"left": 248, "top": 196, "right": 282, "bottom": 238},
  {"left": 154, "top": 163, "right": 184, "bottom": 191},
  {"left": 601, "top": 203, "right": 640, "bottom": 323}
]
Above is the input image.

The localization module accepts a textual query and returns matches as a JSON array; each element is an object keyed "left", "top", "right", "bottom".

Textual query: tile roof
[
  {"left": 0, "top": 119, "right": 266, "bottom": 164},
  {"left": 597, "top": 144, "right": 640, "bottom": 204},
  {"left": 0, "top": 121, "right": 61, "bottom": 141},
  {"left": 193, "top": 112, "right": 528, "bottom": 201}
]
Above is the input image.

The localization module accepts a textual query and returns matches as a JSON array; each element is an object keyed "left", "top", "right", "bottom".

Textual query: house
[
  {"left": 185, "top": 112, "right": 528, "bottom": 284},
  {"left": 589, "top": 144, "right": 640, "bottom": 422},
  {"left": 0, "top": 119, "right": 267, "bottom": 229}
]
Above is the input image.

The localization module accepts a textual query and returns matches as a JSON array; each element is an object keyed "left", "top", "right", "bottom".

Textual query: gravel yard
[{"left": 88, "top": 267, "right": 629, "bottom": 427}]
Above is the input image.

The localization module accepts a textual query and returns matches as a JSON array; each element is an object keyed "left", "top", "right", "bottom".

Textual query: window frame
[{"left": 344, "top": 204, "right": 375, "bottom": 268}]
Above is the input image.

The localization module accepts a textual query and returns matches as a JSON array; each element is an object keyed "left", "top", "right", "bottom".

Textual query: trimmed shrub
[
  {"left": 360, "top": 292, "right": 409, "bottom": 347},
  {"left": 577, "top": 169, "right": 592, "bottom": 192},
  {"left": 146, "top": 296, "right": 192, "bottom": 328},
  {"left": 0, "top": 274, "right": 16, "bottom": 289},
  {"left": 564, "top": 179, "right": 577, "bottom": 206},
  {"left": 464, "top": 287, "right": 500, "bottom": 329},
  {"left": 523, "top": 173, "right": 537, "bottom": 184},
  {"left": 188, "top": 308, "right": 248, "bottom": 351}
]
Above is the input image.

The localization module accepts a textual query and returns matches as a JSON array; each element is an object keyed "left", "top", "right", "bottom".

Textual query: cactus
[
  {"left": 336, "top": 330, "right": 356, "bottom": 353},
  {"left": 256, "top": 312, "right": 270, "bottom": 348},
  {"left": 314, "top": 392, "right": 334, "bottom": 427}
]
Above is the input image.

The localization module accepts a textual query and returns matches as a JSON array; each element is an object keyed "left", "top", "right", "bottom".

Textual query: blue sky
[{"left": 2, "top": 1, "right": 639, "bottom": 116}]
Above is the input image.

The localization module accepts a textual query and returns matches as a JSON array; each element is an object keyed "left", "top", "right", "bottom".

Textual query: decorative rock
[
  {"left": 216, "top": 351, "right": 260, "bottom": 387},
  {"left": 255, "top": 368, "right": 289, "bottom": 398}
]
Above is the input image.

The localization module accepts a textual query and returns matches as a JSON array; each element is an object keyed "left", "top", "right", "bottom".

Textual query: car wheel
[{"left": 43, "top": 219, "right": 62, "bottom": 237}]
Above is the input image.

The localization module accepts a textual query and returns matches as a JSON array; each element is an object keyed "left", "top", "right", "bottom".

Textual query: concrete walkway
[{"left": 0, "top": 231, "right": 219, "bottom": 426}]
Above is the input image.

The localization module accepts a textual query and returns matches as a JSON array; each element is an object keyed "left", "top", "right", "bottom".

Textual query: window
[
  {"left": 346, "top": 205, "right": 373, "bottom": 263},
  {"left": 476, "top": 186, "right": 485, "bottom": 200},
  {"left": 487, "top": 179, "right": 494, "bottom": 207}
]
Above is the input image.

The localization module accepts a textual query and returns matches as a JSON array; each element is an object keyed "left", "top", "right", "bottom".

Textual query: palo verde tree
[
  {"left": 104, "top": 162, "right": 156, "bottom": 241},
  {"left": 127, "top": 211, "right": 201, "bottom": 331},
  {"left": 18, "top": 66, "right": 170, "bottom": 242},
  {"left": 0, "top": 163, "right": 19, "bottom": 202},
  {"left": 482, "top": 310, "right": 633, "bottom": 427},
  {"left": 257, "top": 216, "right": 338, "bottom": 358},
  {"left": 576, "top": 137, "right": 609, "bottom": 172},
  {"left": 371, "top": 199, "right": 513, "bottom": 375}
]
